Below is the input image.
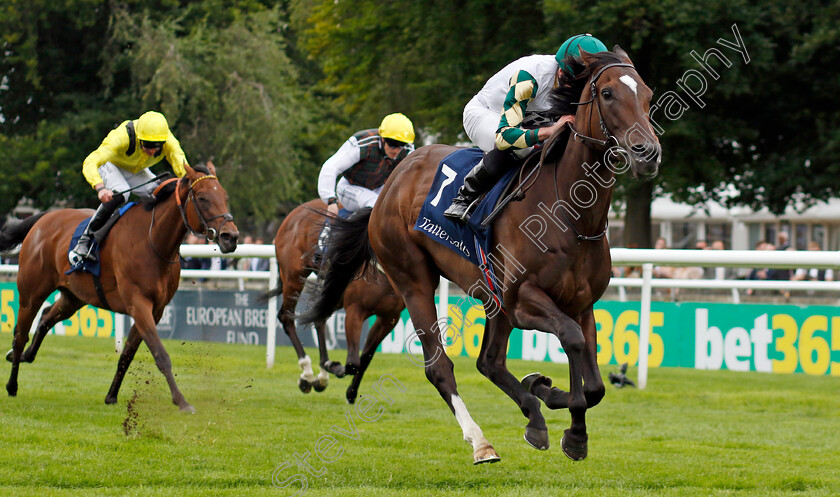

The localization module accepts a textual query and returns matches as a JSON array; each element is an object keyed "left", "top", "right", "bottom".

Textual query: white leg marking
[
  {"left": 620, "top": 75, "right": 638, "bottom": 96},
  {"left": 451, "top": 395, "right": 488, "bottom": 451},
  {"left": 299, "top": 355, "right": 316, "bottom": 381},
  {"left": 316, "top": 368, "right": 329, "bottom": 383}
]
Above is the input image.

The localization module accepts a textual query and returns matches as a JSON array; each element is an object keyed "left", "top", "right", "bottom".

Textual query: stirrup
[{"left": 443, "top": 197, "right": 479, "bottom": 223}]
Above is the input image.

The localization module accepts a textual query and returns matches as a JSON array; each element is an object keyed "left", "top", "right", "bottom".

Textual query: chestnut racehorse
[
  {"left": 303, "top": 48, "right": 661, "bottom": 462},
  {"left": 1, "top": 163, "right": 239, "bottom": 412},
  {"left": 265, "top": 199, "right": 404, "bottom": 403}
]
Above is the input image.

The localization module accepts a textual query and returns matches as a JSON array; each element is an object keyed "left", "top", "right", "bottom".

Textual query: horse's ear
[
  {"left": 206, "top": 160, "right": 217, "bottom": 176},
  {"left": 579, "top": 48, "right": 597, "bottom": 66},
  {"left": 184, "top": 164, "right": 196, "bottom": 177},
  {"left": 613, "top": 45, "right": 634, "bottom": 65}
]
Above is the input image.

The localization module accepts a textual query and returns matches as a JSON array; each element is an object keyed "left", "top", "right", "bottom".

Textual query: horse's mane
[
  {"left": 140, "top": 164, "right": 212, "bottom": 211},
  {"left": 549, "top": 50, "right": 627, "bottom": 116}
]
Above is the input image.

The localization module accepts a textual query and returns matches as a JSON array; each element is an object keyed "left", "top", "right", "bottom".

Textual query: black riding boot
[
  {"left": 443, "top": 148, "right": 511, "bottom": 223},
  {"left": 71, "top": 197, "right": 123, "bottom": 262}
]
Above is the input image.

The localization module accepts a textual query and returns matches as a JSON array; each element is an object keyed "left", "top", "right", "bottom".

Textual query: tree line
[{"left": 1, "top": 0, "right": 838, "bottom": 243}]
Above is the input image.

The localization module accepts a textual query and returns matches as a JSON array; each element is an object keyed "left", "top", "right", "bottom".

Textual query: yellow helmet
[
  {"left": 136, "top": 111, "right": 170, "bottom": 142},
  {"left": 378, "top": 113, "right": 415, "bottom": 144}
]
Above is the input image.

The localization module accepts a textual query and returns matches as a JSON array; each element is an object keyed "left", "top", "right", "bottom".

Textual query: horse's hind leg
[
  {"left": 20, "top": 292, "right": 84, "bottom": 363},
  {"left": 6, "top": 301, "right": 45, "bottom": 396},
  {"left": 476, "top": 314, "right": 549, "bottom": 450},
  {"left": 345, "top": 313, "right": 398, "bottom": 404},
  {"left": 278, "top": 283, "right": 318, "bottom": 393},
  {"left": 105, "top": 324, "right": 142, "bottom": 405}
]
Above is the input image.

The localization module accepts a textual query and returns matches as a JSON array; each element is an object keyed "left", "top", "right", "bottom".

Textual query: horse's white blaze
[
  {"left": 298, "top": 355, "right": 316, "bottom": 381},
  {"left": 620, "top": 75, "right": 638, "bottom": 96},
  {"left": 451, "top": 395, "right": 488, "bottom": 450}
]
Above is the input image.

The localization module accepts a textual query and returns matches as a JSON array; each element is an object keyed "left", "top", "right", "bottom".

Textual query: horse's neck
[
  {"left": 148, "top": 196, "right": 188, "bottom": 258},
  {"left": 536, "top": 136, "right": 613, "bottom": 236}
]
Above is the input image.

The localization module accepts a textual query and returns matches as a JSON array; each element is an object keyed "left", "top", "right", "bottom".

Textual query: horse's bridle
[
  {"left": 553, "top": 62, "right": 636, "bottom": 241},
  {"left": 175, "top": 174, "right": 234, "bottom": 242},
  {"left": 569, "top": 62, "right": 637, "bottom": 150}
]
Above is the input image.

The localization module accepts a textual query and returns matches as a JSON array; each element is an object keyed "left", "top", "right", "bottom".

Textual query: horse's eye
[{"left": 601, "top": 88, "right": 613, "bottom": 100}]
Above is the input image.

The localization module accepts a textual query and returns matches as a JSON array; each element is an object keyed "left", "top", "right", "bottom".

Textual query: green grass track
[{"left": 0, "top": 335, "right": 837, "bottom": 496}]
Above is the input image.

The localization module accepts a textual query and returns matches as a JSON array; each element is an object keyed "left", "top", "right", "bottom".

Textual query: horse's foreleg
[
  {"left": 512, "top": 281, "right": 588, "bottom": 461},
  {"left": 476, "top": 315, "right": 548, "bottom": 450},
  {"left": 105, "top": 324, "right": 142, "bottom": 405},
  {"left": 338, "top": 304, "right": 367, "bottom": 378},
  {"left": 131, "top": 304, "right": 193, "bottom": 413},
  {"left": 345, "top": 313, "right": 397, "bottom": 404},
  {"left": 311, "top": 320, "right": 331, "bottom": 392},
  {"left": 580, "top": 308, "right": 605, "bottom": 408},
  {"left": 403, "top": 289, "right": 499, "bottom": 465}
]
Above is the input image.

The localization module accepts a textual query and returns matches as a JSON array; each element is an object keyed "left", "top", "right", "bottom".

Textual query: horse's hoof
[
  {"left": 6, "top": 383, "right": 17, "bottom": 397},
  {"left": 104, "top": 396, "right": 118, "bottom": 405},
  {"left": 5, "top": 349, "right": 12, "bottom": 363},
  {"left": 324, "top": 361, "right": 345, "bottom": 378},
  {"left": 521, "top": 372, "right": 552, "bottom": 394},
  {"left": 344, "top": 363, "right": 359, "bottom": 376},
  {"left": 346, "top": 387, "right": 358, "bottom": 405},
  {"left": 561, "top": 433, "right": 588, "bottom": 461},
  {"left": 179, "top": 404, "right": 196, "bottom": 414},
  {"left": 473, "top": 444, "right": 501, "bottom": 464},
  {"left": 524, "top": 427, "right": 549, "bottom": 450},
  {"left": 313, "top": 378, "right": 328, "bottom": 392},
  {"left": 298, "top": 378, "right": 313, "bottom": 394}
]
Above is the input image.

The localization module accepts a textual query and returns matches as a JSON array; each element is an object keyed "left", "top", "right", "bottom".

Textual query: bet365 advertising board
[{"left": 1, "top": 283, "right": 837, "bottom": 376}]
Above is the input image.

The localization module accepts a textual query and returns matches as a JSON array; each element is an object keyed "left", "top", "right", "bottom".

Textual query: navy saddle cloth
[
  {"left": 66, "top": 202, "right": 136, "bottom": 276},
  {"left": 413, "top": 148, "right": 517, "bottom": 266}
]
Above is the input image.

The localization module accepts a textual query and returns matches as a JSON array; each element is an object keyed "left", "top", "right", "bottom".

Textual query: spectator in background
[
  {"left": 652, "top": 237, "right": 674, "bottom": 278},
  {"left": 746, "top": 241, "right": 774, "bottom": 296},
  {"left": 180, "top": 233, "right": 210, "bottom": 270},
  {"left": 695, "top": 239, "right": 708, "bottom": 250},
  {"left": 705, "top": 240, "right": 731, "bottom": 280},
  {"left": 251, "top": 237, "right": 270, "bottom": 271},
  {"left": 767, "top": 232, "right": 792, "bottom": 282},
  {"left": 793, "top": 241, "right": 833, "bottom": 282},
  {"left": 236, "top": 235, "right": 255, "bottom": 271}
]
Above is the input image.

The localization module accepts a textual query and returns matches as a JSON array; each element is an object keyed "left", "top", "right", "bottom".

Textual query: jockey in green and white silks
[
  {"left": 70, "top": 111, "right": 189, "bottom": 264},
  {"left": 444, "top": 34, "right": 609, "bottom": 223}
]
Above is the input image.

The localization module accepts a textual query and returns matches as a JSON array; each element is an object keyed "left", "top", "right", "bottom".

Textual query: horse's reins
[{"left": 556, "top": 62, "right": 637, "bottom": 241}]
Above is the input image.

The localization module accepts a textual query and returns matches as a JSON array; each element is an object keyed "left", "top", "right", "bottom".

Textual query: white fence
[{"left": 4, "top": 246, "right": 840, "bottom": 388}]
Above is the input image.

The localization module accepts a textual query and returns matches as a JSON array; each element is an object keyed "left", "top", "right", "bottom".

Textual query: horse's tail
[
  {"left": 298, "top": 207, "right": 375, "bottom": 324},
  {"left": 258, "top": 279, "right": 284, "bottom": 304},
  {"left": 0, "top": 212, "right": 48, "bottom": 253}
]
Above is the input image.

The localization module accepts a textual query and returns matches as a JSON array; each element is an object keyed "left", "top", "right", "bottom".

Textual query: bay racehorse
[
  {"left": 1, "top": 163, "right": 239, "bottom": 412},
  {"left": 302, "top": 48, "right": 661, "bottom": 462},
  {"left": 264, "top": 199, "right": 404, "bottom": 403}
]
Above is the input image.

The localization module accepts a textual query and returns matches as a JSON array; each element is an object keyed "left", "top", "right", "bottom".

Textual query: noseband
[
  {"left": 175, "top": 174, "right": 234, "bottom": 242},
  {"left": 570, "top": 62, "right": 636, "bottom": 150}
]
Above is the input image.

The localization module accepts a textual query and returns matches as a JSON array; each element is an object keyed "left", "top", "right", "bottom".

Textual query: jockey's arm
[
  {"left": 494, "top": 70, "right": 573, "bottom": 150},
  {"left": 82, "top": 126, "right": 126, "bottom": 188},
  {"left": 163, "top": 135, "right": 188, "bottom": 178},
  {"left": 317, "top": 137, "right": 362, "bottom": 209}
]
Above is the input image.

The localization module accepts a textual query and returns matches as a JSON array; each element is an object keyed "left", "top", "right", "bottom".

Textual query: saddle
[{"left": 66, "top": 202, "right": 136, "bottom": 275}]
